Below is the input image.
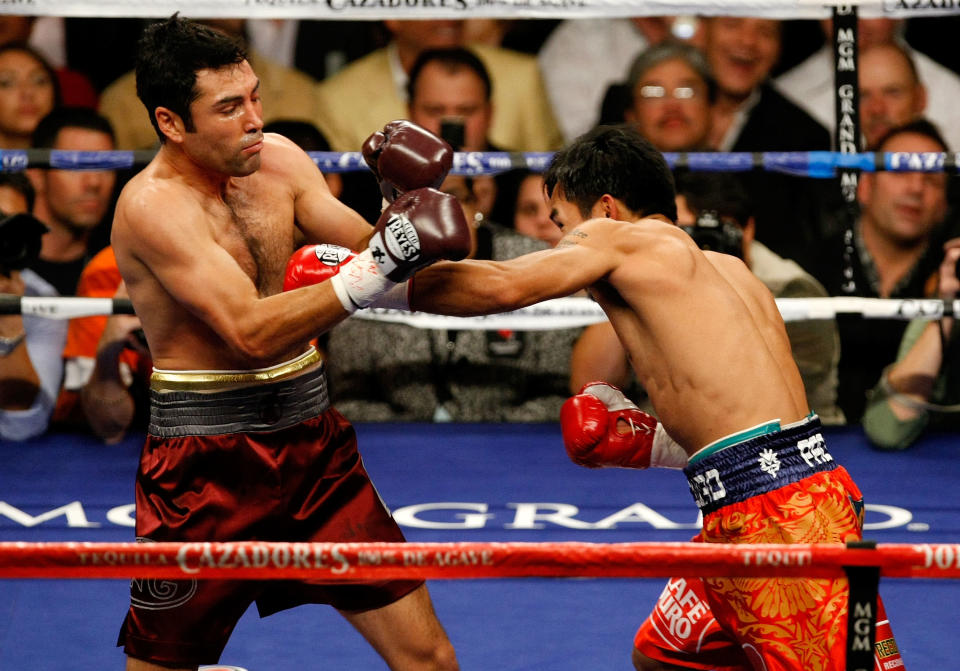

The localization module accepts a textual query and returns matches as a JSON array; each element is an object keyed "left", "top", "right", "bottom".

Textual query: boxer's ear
[
  {"left": 599, "top": 194, "right": 619, "bottom": 219},
  {"left": 155, "top": 106, "right": 185, "bottom": 144}
]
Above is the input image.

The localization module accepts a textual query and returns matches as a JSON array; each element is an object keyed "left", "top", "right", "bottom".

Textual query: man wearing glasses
[{"left": 623, "top": 43, "right": 714, "bottom": 153}]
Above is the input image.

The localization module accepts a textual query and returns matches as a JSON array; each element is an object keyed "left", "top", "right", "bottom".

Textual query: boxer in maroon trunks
[
  {"left": 118, "top": 349, "right": 423, "bottom": 664},
  {"left": 112, "top": 15, "right": 469, "bottom": 671}
]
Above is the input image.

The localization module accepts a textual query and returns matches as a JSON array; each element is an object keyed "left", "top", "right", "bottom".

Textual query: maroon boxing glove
[
  {"left": 367, "top": 187, "right": 472, "bottom": 283},
  {"left": 313, "top": 188, "right": 471, "bottom": 313},
  {"left": 362, "top": 120, "right": 454, "bottom": 203}
]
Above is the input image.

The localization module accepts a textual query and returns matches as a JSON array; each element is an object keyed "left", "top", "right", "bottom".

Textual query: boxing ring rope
[
  {"left": 2, "top": 540, "right": 960, "bottom": 580},
  {"left": 3, "top": 295, "right": 959, "bottom": 328},
  {"left": 3, "top": 149, "right": 959, "bottom": 176}
]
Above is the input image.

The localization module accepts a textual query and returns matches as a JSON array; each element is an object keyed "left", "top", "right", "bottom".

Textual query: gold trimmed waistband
[{"left": 150, "top": 347, "right": 322, "bottom": 392}]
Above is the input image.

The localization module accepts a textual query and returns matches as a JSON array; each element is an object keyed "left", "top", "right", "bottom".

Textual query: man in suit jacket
[
  {"left": 314, "top": 20, "right": 563, "bottom": 154},
  {"left": 702, "top": 17, "right": 835, "bottom": 270}
]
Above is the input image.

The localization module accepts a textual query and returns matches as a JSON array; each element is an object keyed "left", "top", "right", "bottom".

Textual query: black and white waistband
[
  {"left": 148, "top": 354, "right": 330, "bottom": 438},
  {"left": 682, "top": 416, "right": 837, "bottom": 515}
]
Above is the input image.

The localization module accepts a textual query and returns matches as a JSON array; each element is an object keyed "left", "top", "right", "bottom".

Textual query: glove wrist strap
[
  {"left": 651, "top": 424, "right": 689, "bottom": 469},
  {"left": 329, "top": 248, "right": 395, "bottom": 313}
]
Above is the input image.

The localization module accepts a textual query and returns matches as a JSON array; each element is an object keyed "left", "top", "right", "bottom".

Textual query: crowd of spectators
[{"left": 1, "top": 14, "right": 959, "bottom": 451}]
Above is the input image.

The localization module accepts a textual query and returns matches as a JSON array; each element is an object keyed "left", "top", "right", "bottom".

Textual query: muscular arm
[
  {"left": 113, "top": 186, "right": 352, "bottom": 365},
  {"left": 274, "top": 133, "right": 373, "bottom": 250},
  {"left": 410, "top": 222, "right": 617, "bottom": 315}
]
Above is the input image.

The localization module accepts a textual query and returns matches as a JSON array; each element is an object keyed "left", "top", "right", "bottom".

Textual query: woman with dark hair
[
  {"left": 489, "top": 168, "right": 562, "bottom": 246},
  {"left": 0, "top": 43, "right": 59, "bottom": 148}
]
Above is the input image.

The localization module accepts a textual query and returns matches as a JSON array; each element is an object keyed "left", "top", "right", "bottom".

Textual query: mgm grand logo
[{"left": 0, "top": 500, "right": 929, "bottom": 532}]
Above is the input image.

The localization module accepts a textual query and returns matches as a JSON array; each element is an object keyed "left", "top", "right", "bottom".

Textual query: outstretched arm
[{"left": 409, "top": 222, "right": 617, "bottom": 315}]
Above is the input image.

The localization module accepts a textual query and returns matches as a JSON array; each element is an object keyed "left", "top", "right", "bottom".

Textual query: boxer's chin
[{"left": 231, "top": 153, "right": 262, "bottom": 176}]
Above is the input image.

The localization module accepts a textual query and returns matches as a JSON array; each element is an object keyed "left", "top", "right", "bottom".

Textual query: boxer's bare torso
[
  {"left": 113, "top": 135, "right": 301, "bottom": 370},
  {"left": 414, "top": 215, "right": 809, "bottom": 452},
  {"left": 112, "top": 132, "right": 370, "bottom": 372}
]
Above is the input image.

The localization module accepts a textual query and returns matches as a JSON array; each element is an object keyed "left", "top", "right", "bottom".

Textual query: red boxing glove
[
  {"left": 283, "top": 243, "right": 411, "bottom": 311},
  {"left": 560, "top": 382, "right": 660, "bottom": 469},
  {"left": 283, "top": 244, "right": 356, "bottom": 292},
  {"left": 362, "top": 120, "right": 454, "bottom": 203}
]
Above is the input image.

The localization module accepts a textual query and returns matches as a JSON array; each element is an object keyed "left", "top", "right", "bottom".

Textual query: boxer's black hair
[
  {"left": 544, "top": 124, "right": 677, "bottom": 222},
  {"left": 135, "top": 13, "right": 247, "bottom": 142}
]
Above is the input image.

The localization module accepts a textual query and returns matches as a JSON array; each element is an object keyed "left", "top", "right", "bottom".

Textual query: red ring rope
[{"left": 1, "top": 541, "right": 959, "bottom": 580}]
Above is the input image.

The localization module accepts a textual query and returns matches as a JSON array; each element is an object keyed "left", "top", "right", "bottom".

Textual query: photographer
[
  {"left": 863, "top": 238, "right": 960, "bottom": 449},
  {"left": 570, "top": 171, "right": 845, "bottom": 424},
  {"left": 0, "top": 175, "right": 67, "bottom": 441}
]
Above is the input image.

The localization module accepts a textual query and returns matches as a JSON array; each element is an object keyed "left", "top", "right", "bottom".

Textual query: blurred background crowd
[{"left": 2, "top": 13, "right": 960, "bottom": 452}]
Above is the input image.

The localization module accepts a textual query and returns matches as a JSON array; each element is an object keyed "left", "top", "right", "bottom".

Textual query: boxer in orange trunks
[
  {"left": 632, "top": 416, "right": 901, "bottom": 671},
  {"left": 399, "top": 124, "right": 906, "bottom": 670}
]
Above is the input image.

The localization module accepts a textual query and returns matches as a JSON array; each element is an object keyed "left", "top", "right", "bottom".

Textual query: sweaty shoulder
[
  {"left": 260, "top": 133, "right": 316, "bottom": 174},
  {"left": 565, "top": 216, "right": 687, "bottom": 255},
  {"left": 557, "top": 216, "right": 632, "bottom": 247},
  {"left": 111, "top": 161, "right": 207, "bottom": 267}
]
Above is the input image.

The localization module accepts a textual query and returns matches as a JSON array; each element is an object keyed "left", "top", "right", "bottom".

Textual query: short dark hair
[
  {"left": 31, "top": 106, "right": 115, "bottom": 149},
  {"left": 674, "top": 171, "right": 751, "bottom": 228},
  {"left": 872, "top": 117, "right": 950, "bottom": 153},
  {"left": 135, "top": 14, "right": 247, "bottom": 142},
  {"left": 0, "top": 172, "right": 36, "bottom": 213},
  {"left": 543, "top": 124, "right": 677, "bottom": 222},
  {"left": 407, "top": 47, "right": 492, "bottom": 103}
]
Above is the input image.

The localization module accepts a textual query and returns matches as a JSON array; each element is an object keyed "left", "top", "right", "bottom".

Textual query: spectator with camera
[
  {"left": 0, "top": 173, "right": 66, "bottom": 441},
  {"left": 314, "top": 20, "right": 562, "bottom": 155},
  {"left": 406, "top": 47, "right": 507, "bottom": 221},
  {"left": 862, "top": 238, "right": 960, "bottom": 449},
  {"left": 570, "top": 169, "right": 844, "bottom": 424}
]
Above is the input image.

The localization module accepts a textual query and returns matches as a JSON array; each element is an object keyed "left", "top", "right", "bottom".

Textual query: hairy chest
[{"left": 214, "top": 180, "right": 296, "bottom": 296}]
